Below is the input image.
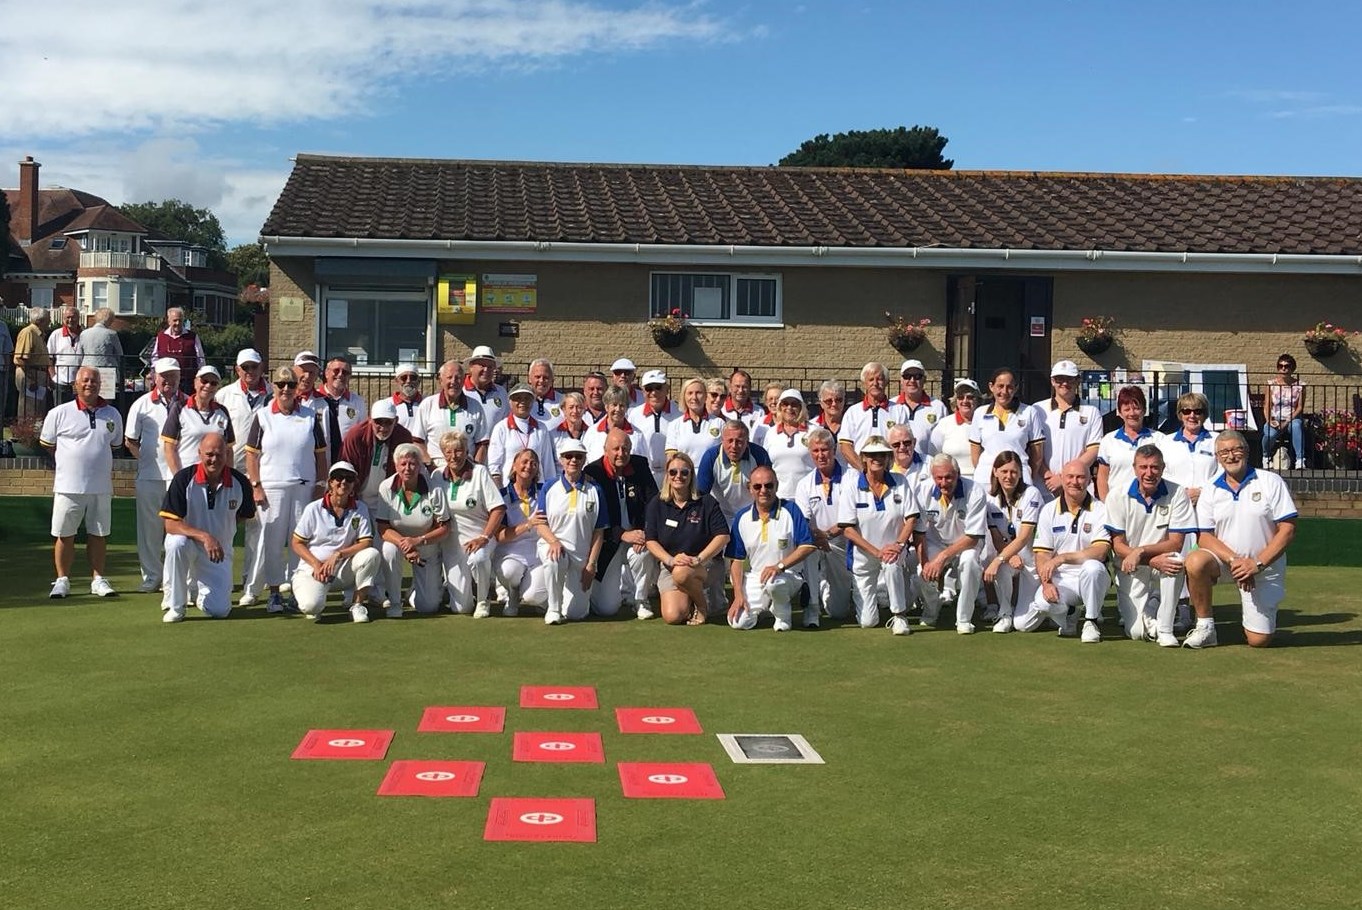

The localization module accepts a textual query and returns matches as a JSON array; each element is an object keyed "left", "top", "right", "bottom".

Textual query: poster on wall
[
  {"left": 437, "top": 274, "right": 477, "bottom": 325},
  {"left": 482, "top": 273, "right": 538, "bottom": 313}
]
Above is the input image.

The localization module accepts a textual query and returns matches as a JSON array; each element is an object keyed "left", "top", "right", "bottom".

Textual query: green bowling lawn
[{"left": 2, "top": 498, "right": 1360, "bottom": 910}]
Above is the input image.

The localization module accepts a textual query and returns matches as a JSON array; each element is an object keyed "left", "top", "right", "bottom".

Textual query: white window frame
[
  {"left": 317, "top": 287, "right": 435, "bottom": 375},
  {"left": 1142, "top": 360, "right": 1255, "bottom": 431},
  {"left": 649, "top": 271, "right": 783, "bottom": 328},
  {"left": 91, "top": 280, "right": 109, "bottom": 311}
]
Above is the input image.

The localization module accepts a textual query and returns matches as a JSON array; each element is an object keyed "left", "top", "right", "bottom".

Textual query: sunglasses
[
  {"left": 667, "top": 468, "right": 692, "bottom": 477},
  {"left": 330, "top": 475, "right": 356, "bottom": 484},
  {"left": 373, "top": 419, "right": 396, "bottom": 427},
  {"left": 1278, "top": 363, "right": 1293, "bottom": 369},
  {"left": 240, "top": 363, "right": 261, "bottom": 370},
  {"left": 561, "top": 452, "right": 586, "bottom": 460},
  {"left": 199, "top": 378, "right": 220, "bottom": 386},
  {"left": 749, "top": 482, "right": 776, "bottom": 491},
  {"left": 1180, "top": 408, "right": 1206, "bottom": 415},
  {"left": 903, "top": 373, "right": 925, "bottom": 381},
  {"left": 275, "top": 381, "right": 298, "bottom": 389},
  {"left": 821, "top": 398, "right": 843, "bottom": 405},
  {"left": 891, "top": 441, "right": 914, "bottom": 448},
  {"left": 396, "top": 375, "right": 418, "bottom": 383}
]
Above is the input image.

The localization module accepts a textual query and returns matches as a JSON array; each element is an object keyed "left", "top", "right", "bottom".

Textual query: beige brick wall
[
  {"left": 267, "top": 259, "right": 318, "bottom": 366},
  {"left": 0, "top": 459, "right": 137, "bottom": 497}
]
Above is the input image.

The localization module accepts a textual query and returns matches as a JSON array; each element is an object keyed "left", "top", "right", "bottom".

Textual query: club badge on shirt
[
  {"left": 710, "top": 427, "right": 720, "bottom": 436},
  {"left": 926, "top": 414, "right": 937, "bottom": 424},
  {"left": 346, "top": 407, "right": 356, "bottom": 419}
]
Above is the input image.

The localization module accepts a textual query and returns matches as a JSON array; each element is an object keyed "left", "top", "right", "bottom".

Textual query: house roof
[
  {"left": 2, "top": 187, "right": 148, "bottom": 273},
  {"left": 262, "top": 154, "right": 1362, "bottom": 257}
]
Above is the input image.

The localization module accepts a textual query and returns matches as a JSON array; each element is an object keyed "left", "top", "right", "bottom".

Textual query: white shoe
[
  {"left": 773, "top": 616, "right": 792, "bottom": 632},
  {"left": 238, "top": 592, "right": 259, "bottom": 607},
  {"left": 956, "top": 622, "right": 975, "bottom": 635},
  {"left": 1081, "top": 620, "right": 1102, "bottom": 643},
  {"left": 279, "top": 582, "right": 292, "bottom": 595},
  {"left": 635, "top": 604, "right": 657, "bottom": 621},
  {"left": 473, "top": 601, "right": 492, "bottom": 619},
  {"left": 887, "top": 616, "right": 912, "bottom": 636},
  {"left": 350, "top": 603, "right": 370, "bottom": 623},
  {"left": 992, "top": 615, "right": 1014, "bottom": 633},
  {"left": 1056, "top": 612, "right": 1077, "bottom": 637},
  {"left": 50, "top": 576, "right": 71, "bottom": 599},
  {"left": 1142, "top": 615, "right": 1159, "bottom": 643},
  {"left": 1157, "top": 632, "right": 1181, "bottom": 648},
  {"left": 544, "top": 609, "right": 564, "bottom": 626},
  {"left": 162, "top": 606, "right": 186, "bottom": 623},
  {"left": 137, "top": 580, "right": 160, "bottom": 594},
  {"left": 1294, "top": 459, "right": 1306, "bottom": 470},
  {"left": 384, "top": 600, "right": 403, "bottom": 619},
  {"left": 918, "top": 611, "right": 939, "bottom": 629},
  {"left": 90, "top": 576, "right": 116, "bottom": 598},
  {"left": 1182, "top": 622, "right": 1218, "bottom": 649}
]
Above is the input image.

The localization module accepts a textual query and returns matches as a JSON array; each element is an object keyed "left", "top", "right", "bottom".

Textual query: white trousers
[
  {"left": 537, "top": 540, "right": 592, "bottom": 620},
  {"left": 728, "top": 570, "right": 801, "bottom": 630},
  {"left": 496, "top": 555, "right": 549, "bottom": 611},
  {"left": 381, "top": 541, "right": 444, "bottom": 613},
  {"left": 291, "top": 549, "right": 382, "bottom": 616},
  {"left": 590, "top": 544, "right": 658, "bottom": 616},
  {"left": 1115, "top": 565, "right": 1183, "bottom": 638},
  {"left": 1018, "top": 559, "right": 1110, "bottom": 631},
  {"left": 441, "top": 537, "right": 496, "bottom": 614},
  {"left": 805, "top": 542, "right": 853, "bottom": 619},
  {"left": 992, "top": 560, "right": 1040, "bottom": 618},
  {"left": 849, "top": 549, "right": 908, "bottom": 628},
  {"left": 161, "top": 533, "right": 233, "bottom": 618},
  {"left": 248, "top": 482, "right": 311, "bottom": 590},
  {"left": 918, "top": 549, "right": 983, "bottom": 625},
  {"left": 239, "top": 518, "right": 264, "bottom": 596},
  {"left": 135, "top": 478, "right": 170, "bottom": 586}
]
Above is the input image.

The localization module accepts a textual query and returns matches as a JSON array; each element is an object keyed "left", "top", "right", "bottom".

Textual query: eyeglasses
[
  {"left": 613, "top": 369, "right": 633, "bottom": 376},
  {"left": 1216, "top": 446, "right": 1248, "bottom": 457},
  {"left": 890, "top": 441, "right": 914, "bottom": 448},
  {"left": 1180, "top": 408, "right": 1206, "bottom": 415},
  {"left": 749, "top": 482, "right": 776, "bottom": 491},
  {"left": 199, "top": 378, "right": 220, "bottom": 386},
  {"left": 1278, "top": 363, "right": 1292, "bottom": 369},
  {"left": 240, "top": 363, "right": 261, "bottom": 370},
  {"left": 396, "top": 375, "right": 418, "bottom": 383},
  {"left": 561, "top": 452, "right": 586, "bottom": 461},
  {"left": 820, "top": 398, "right": 843, "bottom": 406},
  {"left": 330, "top": 475, "right": 356, "bottom": 485},
  {"left": 373, "top": 419, "right": 396, "bottom": 427},
  {"left": 667, "top": 468, "right": 692, "bottom": 477},
  {"left": 903, "top": 373, "right": 925, "bottom": 381},
  {"left": 956, "top": 393, "right": 977, "bottom": 400},
  {"left": 275, "top": 381, "right": 298, "bottom": 389}
]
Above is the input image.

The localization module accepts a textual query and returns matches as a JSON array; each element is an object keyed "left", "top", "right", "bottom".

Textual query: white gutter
[{"left": 259, "top": 236, "right": 1362, "bottom": 276}]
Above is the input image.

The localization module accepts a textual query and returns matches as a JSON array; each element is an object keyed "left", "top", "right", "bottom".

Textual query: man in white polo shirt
[
  {"left": 628, "top": 370, "right": 679, "bottom": 486},
  {"left": 389, "top": 362, "right": 425, "bottom": 435},
  {"left": 464, "top": 345, "right": 510, "bottom": 426},
  {"left": 290, "top": 461, "right": 383, "bottom": 623},
  {"left": 894, "top": 359, "right": 947, "bottom": 454},
  {"left": 125, "top": 358, "right": 186, "bottom": 593},
  {"left": 534, "top": 437, "right": 608, "bottom": 625},
  {"left": 1104, "top": 443, "right": 1197, "bottom": 646},
  {"left": 794, "top": 427, "right": 853, "bottom": 626},
  {"left": 725, "top": 466, "right": 817, "bottom": 632},
  {"left": 216, "top": 348, "right": 271, "bottom": 594},
  {"left": 913, "top": 453, "right": 989, "bottom": 633},
  {"left": 413, "top": 359, "right": 488, "bottom": 469},
  {"left": 40, "top": 366, "right": 123, "bottom": 598},
  {"left": 1033, "top": 360, "right": 1103, "bottom": 497},
  {"left": 839, "top": 361, "right": 906, "bottom": 473},
  {"left": 1025, "top": 460, "right": 1112, "bottom": 641},
  {"left": 527, "top": 358, "right": 565, "bottom": 430},
  {"left": 162, "top": 365, "right": 235, "bottom": 472},
  {"left": 1182, "top": 430, "right": 1297, "bottom": 649},
  {"left": 158, "top": 432, "right": 256, "bottom": 622}
]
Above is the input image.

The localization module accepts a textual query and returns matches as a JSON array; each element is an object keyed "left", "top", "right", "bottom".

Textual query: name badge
[{"left": 665, "top": 518, "right": 679, "bottom": 528}]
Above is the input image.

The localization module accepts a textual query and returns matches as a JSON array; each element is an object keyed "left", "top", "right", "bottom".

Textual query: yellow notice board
[
  {"left": 437, "top": 274, "right": 477, "bottom": 325},
  {"left": 482, "top": 273, "right": 538, "bottom": 314}
]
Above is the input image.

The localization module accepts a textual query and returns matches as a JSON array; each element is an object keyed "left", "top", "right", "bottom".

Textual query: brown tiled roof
[
  {"left": 262, "top": 154, "right": 1362, "bottom": 256},
  {"left": 2, "top": 187, "right": 149, "bottom": 273}
]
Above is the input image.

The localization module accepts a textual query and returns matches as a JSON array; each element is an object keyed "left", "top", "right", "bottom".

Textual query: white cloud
[
  {"left": 0, "top": 0, "right": 726, "bottom": 137},
  {"left": 1268, "top": 105, "right": 1362, "bottom": 120}
]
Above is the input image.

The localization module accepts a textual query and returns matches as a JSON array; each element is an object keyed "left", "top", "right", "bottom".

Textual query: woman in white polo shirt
[
  {"left": 290, "top": 461, "right": 383, "bottom": 623},
  {"left": 376, "top": 443, "right": 451, "bottom": 617},
  {"left": 495, "top": 448, "right": 549, "bottom": 617},
  {"left": 664, "top": 377, "right": 724, "bottom": 466},
  {"left": 535, "top": 437, "right": 607, "bottom": 625},
  {"left": 437, "top": 429, "right": 505, "bottom": 617},
  {"left": 969, "top": 368, "right": 1046, "bottom": 489},
  {"left": 981, "top": 451, "right": 1043, "bottom": 633}
]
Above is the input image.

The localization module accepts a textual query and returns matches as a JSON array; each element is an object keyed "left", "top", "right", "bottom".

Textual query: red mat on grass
[
  {"left": 617, "top": 762, "right": 726, "bottom": 799},
  {"left": 290, "top": 729, "right": 394, "bottom": 760},
  {"left": 513, "top": 731, "right": 606, "bottom": 763},
  {"left": 484, "top": 797, "right": 597, "bottom": 842},
  {"left": 519, "top": 686, "right": 598, "bottom": 709},
  {"left": 377, "top": 760, "right": 485, "bottom": 797},
  {"left": 615, "top": 707, "right": 702, "bottom": 734},
  {"left": 417, "top": 707, "right": 506, "bottom": 733}
]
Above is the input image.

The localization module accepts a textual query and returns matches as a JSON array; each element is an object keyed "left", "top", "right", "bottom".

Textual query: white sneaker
[
  {"left": 90, "top": 576, "right": 116, "bottom": 598},
  {"left": 1056, "top": 612, "right": 1077, "bottom": 637},
  {"left": 162, "top": 606, "right": 186, "bottom": 623},
  {"left": 238, "top": 592, "right": 259, "bottom": 607},
  {"left": 1156, "top": 632, "right": 1181, "bottom": 648},
  {"left": 473, "top": 601, "right": 492, "bottom": 619},
  {"left": 1142, "top": 616, "right": 1159, "bottom": 643},
  {"left": 544, "top": 609, "right": 564, "bottom": 626},
  {"left": 50, "top": 576, "right": 71, "bottom": 599},
  {"left": 384, "top": 600, "right": 403, "bottom": 619},
  {"left": 887, "top": 615, "right": 912, "bottom": 636},
  {"left": 773, "top": 616, "right": 792, "bottom": 632},
  {"left": 279, "top": 582, "right": 292, "bottom": 595},
  {"left": 350, "top": 603, "right": 370, "bottom": 623},
  {"left": 1294, "top": 459, "right": 1306, "bottom": 470},
  {"left": 137, "top": 580, "right": 160, "bottom": 594},
  {"left": 1182, "top": 622, "right": 1218, "bottom": 649},
  {"left": 992, "top": 615, "right": 1014, "bottom": 633},
  {"left": 1081, "top": 620, "right": 1102, "bottom": 643},
  {"left": 635, "top": 604, "right": 657, "bottom": 621},
  {"left": 956, "top": 622, "right": 975, "bottom": 635}
]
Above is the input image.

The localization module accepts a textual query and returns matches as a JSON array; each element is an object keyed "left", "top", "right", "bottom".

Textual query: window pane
[
  {"left": 650, "top": 273, "right": 728, "bottom": 319},
  {"left": 735, "top": 277, "right": 776, "bottom": 318},
  {"left": 323, "top": 294, "right": 428, "bottom": 366},
  {"left": 92, "top": 281, "right": 108, "bottom": 309}
]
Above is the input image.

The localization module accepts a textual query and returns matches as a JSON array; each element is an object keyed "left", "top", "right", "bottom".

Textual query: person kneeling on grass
[
  {"left": 725, "top": 466, "right": 817, "bottom": 632},
  {"left": 1023, "top": 460, "right": 1112, "bottom": 642},
  {"left": 912, "top": 453, "right": 988, "bottom": 634},
  {"left": 376, "top": 443, "right": 452, "bottom": 617},
  {"left": 159, "top": 432, "right": 256, "bottom": 622},
  {"left": 290, "top": 461, "right": 383, "bottom": 623},
  {"left": 534, "top": 438, "right": 607, "bottom": 626},
  {"left": 1181, "top": 430, "right": 1297, "bottom": 650}
]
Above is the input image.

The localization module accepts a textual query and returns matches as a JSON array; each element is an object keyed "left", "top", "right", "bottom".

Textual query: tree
[
  {"left": 227, "top": 242, "right": 269, "bottom": 290},
  {"left": 777, "top": 126, "right": 953, "bottom": 170},
  {"left": 119, "top": 199, "right": 228, "bottom": 268}
]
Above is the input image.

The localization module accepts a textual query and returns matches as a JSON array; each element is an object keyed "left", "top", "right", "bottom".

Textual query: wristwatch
[
  {"left": 776, "top": 561, "right": 786, "bottom": 572},
  {"left": 1254, "top": 558, "right": 1266, "bottom": 573},
  {"left": 251, "top": 480, "right": 262, "bottom": 488}
]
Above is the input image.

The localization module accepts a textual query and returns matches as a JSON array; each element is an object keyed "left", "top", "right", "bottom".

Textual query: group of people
[{"left": 35, "top": 343, "right": 1298, "bottom": 648}]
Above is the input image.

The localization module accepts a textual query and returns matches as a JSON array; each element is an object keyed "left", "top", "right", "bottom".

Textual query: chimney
[{"left": 17, "top": 156, "right": 40, "bottom": 245}]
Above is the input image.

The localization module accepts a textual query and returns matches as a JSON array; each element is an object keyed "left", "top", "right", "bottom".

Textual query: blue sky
[{"left": 3, "top": 0, "right": 1360, "bottom": 247}]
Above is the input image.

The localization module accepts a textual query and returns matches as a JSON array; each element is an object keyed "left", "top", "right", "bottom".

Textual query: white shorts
[
  {"left": 51, "top": 492, "right": 113, "bottom": 538},
  {"left": 1209, "top": 553, "right": 1285, "bottom": 635}
]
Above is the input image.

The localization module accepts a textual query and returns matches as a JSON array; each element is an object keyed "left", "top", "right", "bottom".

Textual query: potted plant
[
  {"left": 1316, "top": 408, "right": 1362, "bottom": 469},
  {"left": 885, "top": 312, "right": 930, "bottom": 354},
  {"left": 648, "top": 308, "right": 690, "bottom": 349},
  {"left": 1304, "top": 321, "right": 1354, "bottom": 358},
  {"left": 1076, "top": 315, "right": 1116, "bottom": 356}
]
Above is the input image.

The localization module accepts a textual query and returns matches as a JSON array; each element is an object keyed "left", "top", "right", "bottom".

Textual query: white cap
[
  {"left": 778, "top": 388, "right": 804, "bottom": 404},
  {"left": 641, "top": 370, "right": 667, "bottom": 388},
  {"left": 235, "top": 348, "right": 262, "bottom": 366},
  {"left": 556, "top": 437, "right": 588, "bottom": 457},
  {"left": 953, "top": 378, "right": 981, "bottom": 393},
  {"left": 899, "top": 359, "right": 926, "bottom": 375},
  {"left": 858, "top": 435, "right": 893, "bottom": 455},
  {"left": 293, "top": 350, "right": 320, "bottom": 369},
  {"left": 370, "top": 399, "right": 398, "bottom": 421},
  {"left": 327, "top": 460, "right": 359, "bottom": 478},
  {"left": 394, "top": 362, "right": 420, "bottom": 378},
  {"left": 1051, "top": 359, "right": 1080, "bottom": 378},
  {"left": 196, "top": 364, "right": 221, "bottom": 380},
  {"left": 610, "top": 358, "right": 636, "bottom": 372},
  {"left": 467, "top": 345, "right": 499, "bottom": 365},
  {"left": 153, "top": 357, "right": 181, "bottom": 375}
]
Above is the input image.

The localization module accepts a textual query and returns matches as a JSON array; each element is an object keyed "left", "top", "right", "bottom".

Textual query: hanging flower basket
[
  {"left": 1076, "top": 334, "right": 1113, "bottom": 356},
  {"left": 889, "top": 333, "right": 924, "bottom": 355},
  {"left": 885, "top": 312, "right": 930, "bottom": 355},
  {"left": 1303, "top": 321, "right": 1355, "bottom": 358},
  {"left": 648, "top": 308, "right": 691, "bottom": 349},
  {"left": 652, "top": 326, "right": 688, "bottom": 349},
  {"left": 1305, "top": 337, "right": 1341, "bottom": 358},
  {"left": 1076, "top": 315, "right": 1116, "bottom": 356}
]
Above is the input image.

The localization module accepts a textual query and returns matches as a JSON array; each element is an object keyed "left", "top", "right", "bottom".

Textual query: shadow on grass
[{"left": 1273, "top": 628, "right": 1362, "bottom": 647}]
